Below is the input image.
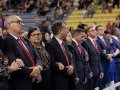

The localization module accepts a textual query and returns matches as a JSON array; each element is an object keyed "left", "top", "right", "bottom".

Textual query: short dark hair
[
  {"left": 111, "top": 28, "right": 119, "bottom": 35},
  {"left": 86, "top": 26, "right": 93, "bottom": 33},
  {"left": 51, "top": 21, "right": 64, "bottom": 35},
  {"left": 27, "top": 26, "right": 39, "bottom": 38},
  {"left": 95, "top": 25, "right": 102, "bottom": 31},
  {"left": 72, "top": 28, "right": 85, "bottom": 37}
]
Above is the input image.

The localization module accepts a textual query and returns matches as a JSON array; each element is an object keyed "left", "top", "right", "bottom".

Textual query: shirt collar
[
  {"left": 112, "top": 35, "right": 119, "bottom": 40},
  {"left": 55, "top": 36, "right": 63, "bottom": 45},
  {"left": 9, "top": 33, "right": 18, "bottom": 40},
  {"left": 72, "top": 39, "right": 79, "bottom": 46},
  {"left": 88, "top": 37, "right": 95, "bottom": 42},
  {"left": 98, "top": 36, "right": 103, "bottom": 39}
]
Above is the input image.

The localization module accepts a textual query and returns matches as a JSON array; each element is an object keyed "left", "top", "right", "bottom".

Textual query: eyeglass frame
[
  {"left": 30, "top": 33, "right": 42, "bottom": 37},
  {"left": 9, "top": 20, "right": 24, "bottom": 25}
]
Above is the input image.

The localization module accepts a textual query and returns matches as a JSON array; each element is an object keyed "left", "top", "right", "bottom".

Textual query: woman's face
[
  {"left": 29, "top": 29, "right": 42, "bottom": 44},
  {"left": 44, "top": 32, "right": 51, "bottom": 42},
  {"left": 66, "top": 32, "right": 72, "bottom": 44}
]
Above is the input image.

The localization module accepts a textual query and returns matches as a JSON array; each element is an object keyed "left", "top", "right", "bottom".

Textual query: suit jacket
[
  {"left": 96, "top": 36, "right": 114, "bottom": 64},
  {"left": 2, "top": 34, "right": 42, "bottom": 90},
  {"left": 0, "top": 36, "right": 3, "bottom": 49},
  {"left": 71, "top": 40, "right": 90, "bottom": 83},
  {"left": 82, "top": 38, "right": 103, "bottom": 76},
  {"left": 45, "top": 36, "right": 74, "bottom": 90}
]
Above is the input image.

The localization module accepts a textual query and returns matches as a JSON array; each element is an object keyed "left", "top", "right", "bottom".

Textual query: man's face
[
  {"left": 97, "top": 27, "right": 104, "bottom": 36},
  {"left": 60, "top": 23, "right": 69, "bottom": 39},
  {"left": 9, "top": 16, "right": 24, "bottom": 36},
  {"left": 87, "top": 27, "right": 97, "bottom": 38},
  {"left": 116, "top": 28, "right": 120, "bottom": 37},
  {"left": 77, "top": 32, "right": 86, "bottom": 43}
]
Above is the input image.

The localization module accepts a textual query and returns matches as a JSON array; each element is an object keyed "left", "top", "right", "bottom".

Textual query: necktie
[
  {"left": 78, "top": 44, "right": 82, "bottom": 54},
  {"left": 61, "top": 42, "right": 70, "bottom": 65},
  {"left": 93, "top": 40, "right": 98, "bottom": 52},
  {"left": 102, "top": 37, "right": 108, "bottom": 47},
  {"left": 17, "top": 38, "right": 35, "bottom": 66}
]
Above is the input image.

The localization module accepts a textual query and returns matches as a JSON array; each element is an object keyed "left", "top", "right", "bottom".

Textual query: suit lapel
[
  {"left": 71, "top": 41, "right": 81, "bottom": 56},
  {"left": 104, "top": 37, "right": 110, "bottom": 49},
  {"left": 87, "top": 38, "right": 99, "bottom": 54},
  {"left": 7, "top": 34, "right": 34, "bottom": 66},
  {"left": 15, "top": 38, "right": 33, "bottom": 61},
  {"left": 21, "top": 38, "right": 34, "bottom": 58},
  {"left": 97, "top": 37, "right": 107, "bottom": 49},
  {"left": 52, "top": 37, "right": 66, "bottom": 58}
]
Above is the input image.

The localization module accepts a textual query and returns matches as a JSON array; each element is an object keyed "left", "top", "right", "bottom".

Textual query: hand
[
  {"left": 30, "top": 66, "right": 41, "bottom": 78},
  {"left": 56, "top": 62, "right": 64, "bottom": 70},
  {"left": 89, "top": 72, "right": 93, "bottom": 79},
  {"left": 102, "top": 50, "right": 106, "bottom": 54},
  {"left": 106, "top": 54, "right": 112, "bottom": 60},
  {"left": 0, "top": 28, "right": 3, "bottom": 36},
  {"left": 83, "top": 77, "right": 87, "bottom": 84},
  {"left": 75, "top": 78, "right": 79, "bottom": 85},
  {"left": 3, "top": 30, "right": 7, "bottom": 36},
  {"left": 35, "top": 75, "right": 42, "bottom": 83},
  {"left": 100, "top": 72, "right": 104, "bottom": 79},
  {"left": 15, "top": 58, "right": 24, "bottom": 67},
  {"left": 10, "top": 61, "right": 22, "bottom": 71},
  {"left": 112, "top": 49, "right": 120, "bottom": 57},
  {"left": 66, "top": 65, "right": 74, "bottom": 75}
]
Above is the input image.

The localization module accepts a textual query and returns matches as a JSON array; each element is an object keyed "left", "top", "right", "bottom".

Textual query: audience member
[
  {"left": 82, "top": 26, "right": 103, "bottom": 90},
  {"left": 45, "top": 21, "right": 74, "bottom": 90},
  {"left": 3, "top": 15, "right": 43, "bottom": 90},
  {"left": 28, "top": 27, "right": 51, "bottom": 90}
]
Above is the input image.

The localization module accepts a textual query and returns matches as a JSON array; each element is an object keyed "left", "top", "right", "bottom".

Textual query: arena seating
[{"left": 65, "top": 8, "right": 120, "bottom": 29}]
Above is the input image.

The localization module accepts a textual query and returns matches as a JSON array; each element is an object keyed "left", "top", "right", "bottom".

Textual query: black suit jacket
[
  {"left": 96, "top": 36, "right": 114, "bottom": 64},
  {"left": 71, "top": 40, "right": 90, "bottom": 83},
  {"left": 82, "top": 38, "right": 103, "bottom": 76},
  {"left": 45, "top": 36, "right": 74, "bottom": 90},
  {"left": 0, "top": 36, "right": 3, "bottom": 50},
  {"left": 2, "top": 34, "right": 42, "bottom": 90}
]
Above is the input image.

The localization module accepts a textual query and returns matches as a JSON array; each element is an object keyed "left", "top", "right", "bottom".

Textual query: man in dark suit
[
  {"left": 45, "top": 21, "right": 74, "bottom": 90},
  {"left": 96, "top": 25, "right": 117, "bottom": 88},
  {"left": 2, "top": 15, "right": 43, "bottom": 90},
  {"left": 71, "top": 29, "right": 90, "bottom": 90},
  {"left": 82, "top": 26, "right": 103, "bottom": 90}
]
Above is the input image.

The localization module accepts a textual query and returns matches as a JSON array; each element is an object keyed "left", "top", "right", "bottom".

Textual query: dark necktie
[
  {"left": 17, "top": 38, "right": 35, "bottom": 66},
  {"left": 78, "top": 44, "right": 82, "bottom": 54},
  {"left": 102, "top": 37, "right": 108, "bottom": 47},
  {"left": 93, "top": 40, "right": 98, "bottom": 52},
  {"left": 61, "top": 42, "right": 70, "bottom": 65}
]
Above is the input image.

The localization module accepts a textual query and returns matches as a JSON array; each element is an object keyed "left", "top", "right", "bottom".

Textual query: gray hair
[{"left": 4, "top": 15, "right": 21, "bottom": 29}]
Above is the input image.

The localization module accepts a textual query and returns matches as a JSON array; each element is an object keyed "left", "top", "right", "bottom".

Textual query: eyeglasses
[
  {"left": 97, "top": 29, "right": 104, "bottom": 30},
  {"left": 88, "top": 29, "right": 96, "bottom": 32},
  {"left": 9, "top": 20, "right": 23, "bottom": 24},
  {"left": 30, "top": 33, "right": 42, "bottom": 37}
]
